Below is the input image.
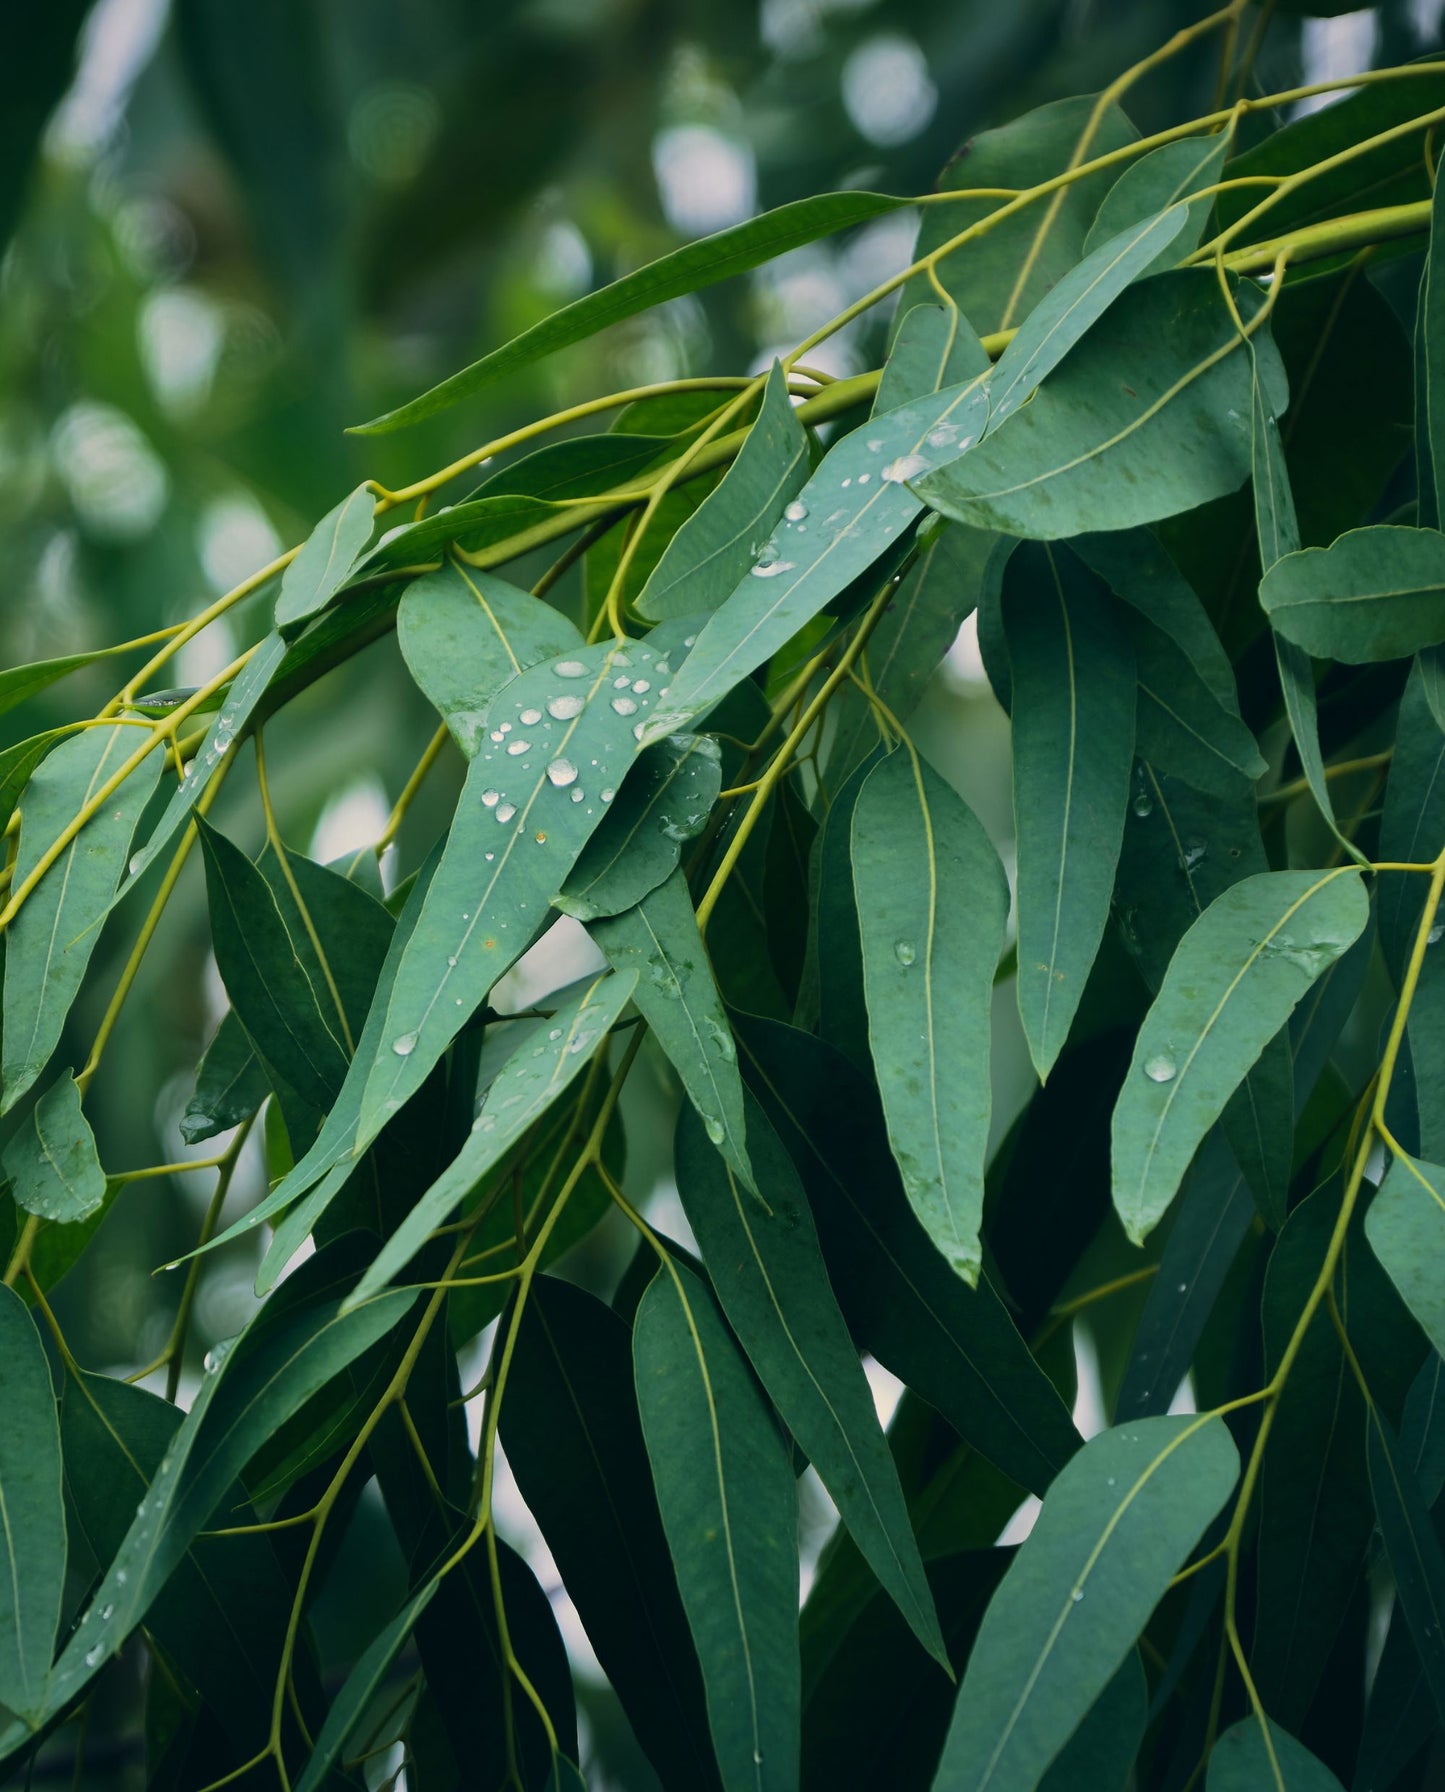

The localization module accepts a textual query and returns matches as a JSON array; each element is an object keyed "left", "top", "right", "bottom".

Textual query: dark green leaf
[
  {"left": 675, "top": 1098, "right": 946, "bottom": 1667},
  {"left": 1130, "top": 611, "right": 1268, "bottom": 795},
  {"left": 934, "top": 1415, "right": 1239, "bottom": 1791},
  {"left": 499, "top": 1277, "right": 719, "bottom": 1792},
  {"left": 555, "top": 733, "right": 721, "bottom": 922},
  {"left": 0, "top": 1286, "right": 64, "bottom": 1727},
  {"left": 1367, "top": 1412, "right": 1445, "bottom": 1726},
  {"left": 1260, "top": 526, "right": 1445, "bottom": 664},
  {"left": 852, "top": 747, "right": 1008, "bottom": 1282},
  {"left": 1037, "top": 1650, "right": 1147, "bottom": 1792},
  {"left": 1083, "top": 134, "right": 1229, "bottom": 268},
  {"left": 1206, "top": 1717, "right": 1345, "bottom": 1790},
  {"left": 356, "top": 191, "right": 911, "bottom": 432},
  {"left": 875, "top": 303, "right": 989, "bottom": 413},
  {"left": 2, "top": 1072, "right": 105, "bottom": 1223},
  {"left": 2, "top": 724, "right": 162, "bottom": 1113},
  {"left": 0, "top": 646, "right": 141, "bottom": 722},
  {"left": 633, "top": 1263, "right": 799, "bottom": 1792},
  {"left": 1112, "top": 870, "right": 1369, "bottom": 1244},
  {"left": 591, "top": 870, "right": 750, "bottom": 1191},
  {"left": 637, "top": 362, "right": 809, "bottom": 622},
  {"left": 274, "top": 484, "right": 376, "bottom": 633},
  {"left": 180, "top": 1011, "right": 270, "bottom": 1146},
  {"left": 1365, "top": 1151, "right": 1445, "bottom": 1358},
  {"left": 397, "top": 561, "right": 583, "bottom": 758},
  {"left": 916, "top": 273, "right": 1287, "bottom": 539},
  {"left": 1005, "top": 541, "right": 1135, "bottom": 1077}
]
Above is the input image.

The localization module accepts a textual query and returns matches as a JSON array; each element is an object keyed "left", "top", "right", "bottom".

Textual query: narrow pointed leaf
[
  {"left": 0, "top": 1286, "right": 64, "bottom": 1727},
  {"left": 633, "top": 1264, "right": 800, "bottom": 1792},
  {"left": 1129, "top": 612, "right": 1267, "bottom": 794},
  {"left": 499, "top": 1278, "right": 719, "bottom": 1792},
  {"left": 293, "top": 1582, "right": 439, "bottom": 1792},
  {"left": 1365, "top": 1151, "right": 1445, "bottom": 1358},
  {"left": 676, "top": 1099, "right": 946, "bottom": 1668},
  {"left": 1367, "top": 1412, "right": 1445, "bottom": 1726},
  {"left": 556, "top": 733, "right": 721, "bottom": 921},
  {"left": 346, "top": 969, "right": 636, "bottom": 1307},
  {"left": 0, "top": 644, "right": 146, "bottom": 721},
  {"left": 180, "top": 1011, "right": 269, "bottom": 1145},
  {"left": 1005, "top": 542, "right": 1135, "bottom": 1077},
  {"left": 852, "top": 748, "right": 1008, "bottom": 1282},
  {"left": 986, "top": 204, "right": 1192, "bottom": 429},
  {"left": 875, "top": 303, "right": 989, "bottom": 413},
  {"left": 737, "top": 1018, "right": 1080, "bottom": 1496},
  {"left": 1112, "top": 870, "right": 1368, "bottom": 1244},
  {"left": 274, "top": 483, "right": 376, "bottom": 633},
  {"left": 637, "top": 362, "right": 809, "bottom": 621},
  {"left": 2, "top": 724, "right": 162, "bottom": 1112},
  {"left": 592, "top": 870, "right": 749, "bottom": 1191},
  {"left": 1261, "top": 526, "right": 1445, "bottom": 663},
  {"left": 1083, "top": 134, "right": 1229, "bottom": 267},
  {"left": 398, "top": 561, "right": 582, "bottom": 758},
  {"left": 2, "top": 1072, "right": 105, "bottom": 1222},
  {"left": 639, "top": 378, "right": 990, "bottom": 746},
  {"left": 1206, "top": 1718, "right": 1345, "bottom": 1790},
  {"left": 356, "top": 624, "right": 693, "bottom": 1149},
  {"left": 0, "top": 732, "right": 68, "bottom": 838},
  {"left": 1037, "top": 1651, "right": 1146, "bottom": 1792},
  {"left": 933, "top": 1414, "right": 1239, "bottom": 1792},
  {"left": 916, "top": 273, "right": 1286, "bottom": 539},
  {"left": 356, "top": 191, "right": 909, "bottom": 432}
]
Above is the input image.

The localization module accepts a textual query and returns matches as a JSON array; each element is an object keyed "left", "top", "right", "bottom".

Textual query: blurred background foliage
[{"left": 5, "top": 1, "right": 1445, "bottom": 1781}]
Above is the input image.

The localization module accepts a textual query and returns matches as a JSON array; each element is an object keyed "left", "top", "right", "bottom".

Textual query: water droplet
[
  {"left": 1177, "top": 1282, "right": 1188, "bottom": 1294},
  {"left": 784, "top": 498, "right": 808, "bottom": 522},
  {"left": 1180, "top": 839, "right": 1207, "bottom": 872},
  {"left": 601, "top": 787, "right": 616, "bottom": 803},
  {"left": 535, "top": 832, "right": 547, "bottom": 844},
  {"left": 85, "top": 1644, "right": 104, "bottom": 1668},
  {"left": 926, "top": 423, "right": 959, "bottom": 449},
  {"left": 1144, "top": 1052, "right": 1176, "bottom": 1083},
  {"left": 202, "top": 1337, "right": 236, "bottom": 1374},
  {"left": 570, "top": 788, "right": 585, "bottom": 802},
  {"left": 549, "top": 1027, "right": 563, "bottom": 1041},
  {"left": 613, "top": 649, "right": 633, "bottom": 668},
  {"left": 116, "top": 1569, "right": 127, "bottom": 1587},
  {"left": 1430, "top": 925, "right": 1444, "bottom": 946},
  {"left": 519, "top": 707, "right": 543, "bottom": 725},
  {"left": 481, "top": 788, "right": 500, "bottom": 807},
  {"left": 392, "top": 1032, "right": 419, "bottom": 1057},
  {"left": 632, "top": 678, "right": 650, "bottom": 693},
  {"left": 547, "top": 694, "right": 584, "bottom": 720},
  {"left": 1070, "top": 1588, "right": 1083, "bottom": 1604},
  {"left": 894, "top": 939, "right": 917, "bottom": 967},
  {"left": 1132, "top": 789, "right": 1154, "bottom": 818},
  {"left": 705, "top": 1115, "right": 726, "bottom": 1145},
  {"left": 612, "top": 696, "right": 638, "bottom": 716},
  {"left": 129, "top": 853, "right": 143, "bottom": 877},
  {"left": 856, "top": 471, "right": 871, "bottom": 484},
  {"left": 447, "top": 955, "right": 457, "bottom": 968},
  {"left": 495, "top": 802, "right": 517, "bottom": 823},
  {"left": 100, "top": 1604, "right": 114, "bottom": 1622},
  {"left": 485, "top": 850, "right": 495, "bottom": 861},
  {"left": 1106, "top": 1477, "right": 1116, "bottom": 1488},
  {"left": 506, "top": 739, "right": 530, "bottom": 756},
  {"left": 684, "top": 635, "right": 697, "bottom": 647},
  {"left": 633, "top": 722, "right": 647, "bottom": 740},
  {"left": 841, "top": 477, "right": 852, "bottom": 488},
  {"left": 751, "top": 557, "right": 795, "bottom": 579},
  {"left": 882, "top": 452, "right": 929, "bottom": 483},
  {"left": 547, "top": 758, "right": 578, "bottom": 788},
  {"left": 490, "top": 730, "right": 506, "bottom": 744},
  {"left": 866, "top": 438, "right": 884, "bottom": 453}
]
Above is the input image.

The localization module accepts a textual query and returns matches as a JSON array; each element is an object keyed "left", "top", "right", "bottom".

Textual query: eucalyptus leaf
[
  {"left": 1365, "top": 1150, "right": 1445, "bottom": 1358},
  {"left": 273, "top": 483, "right": 376, "bottom": 633},
  {"left": 0, "top": 1286, "right": 64, "bottom": 1728},
  {"left": 1260, "top": 526, "right": 1445, "bottom": 663},
  {"left": 1367, "top": 1412, "right": 1445, "bottom": 1726},
  {"left": 1083, "top": 134, "right": 1230, "bottom": 268},
  {"left": 1206, "top": 1718, "right": 1345, "bottom": 1790},
  {"left": 852, "top": 748, "right": 1008, "bottom": 1283},
  {"left": 2, "top": 1072, "right": 105, "bottom": 1223},
  {"left": 179, "top": 1011, "right": 269, "bottom": 1146}
]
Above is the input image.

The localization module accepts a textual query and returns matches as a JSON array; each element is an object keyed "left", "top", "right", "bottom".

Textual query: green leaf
[
  {"left": 1036, "top": 1651, "right": 1146, "bottom": 1792},
  {"left": 293, "top": 1582, "right": 438, "bottom": 1792},
  {"left": 875, "top": 303, "right": 990, "bottom": 413},
  {"left": 344, "top": 969, "right": 637, "bottom": 1308},
  {"left": 555, "top": 733, "right": 721, "bottom": 922},
  {"left": 179, "top": 1012, "right": 270, "bottom": 1145},
  {"left": 637, "top": 362, "right": 810, "bottom": 622},
  {"left": 1129, "top": 611, "right": 1268, "bottom": 795},
  {"left": 736, "top": 1017, "right": 1080, "bottom": 1496},
  {"left": 1426, "top": 161, "right": 1445, "bottom": 527},
  {"left": 2, "top": 724, "right": 162, "bottom": 1113},
  {"left": 0, "top": 645, "right": 144, "bottom": 722},
  {"left": 916, "top": 273, "right": 1286, "bottom": 539},
  {"left": 274, "top": 483, "right": 376, "bottom": 633},
  {"left": 499, "top": 1277, "right": 719, "bottom": 1792},
  {"left": 852, "top": 748, "right": 1009, "bottom": 1283},
  {"left": 0, "top": 732, "right": 67, "bottom": 839},
  {"left": 985, "top": 204, "right": 1193, "bottom": 429},
  {"left": 1367, "top": 1412, "right": 1445, "bottom": 1727},
  {"left": 120, "top": 631, "right": 289, "bottom": 900},
  {"left": 906, "top": 94, "right": 1139, "bottom": 337},
  {"left": 1083, "top": 134, "right": 1230, "bottom": 268},
  {"left": 31, "top": 1270, "right": 417, "bottom": 1728},
  {"left": 1005, "top": 542, "right": 1135, "bottom": 1077},
  {"left": 675, "top": 1098, "right": 947, "bottom": 1668},
  {"left": 592, "top": 870, "right": 750, "bottom": 1190},
  {"left": 1380, "top": 656, "right": 1445, "bottom": 982},
  {"left": 1366, "top": 1152, "right": 1445, "bottom": 1359},
  {"left": 354, "top": 191, "right": 909, "bottom": 432},
  {"left": 1260, "top": 526, "right": 1445, "bottom": 663},
  {"left": 1206, "top": 1718, "right": 1345, "bottom": 1790},
  {"left": 397, "top": 560, "right": 583, "bottom": 758},
  {"left": 356, "top": 625, "right": 694, "bottom": 1152},
  {"left": 633, "top": 1262, "right": 800, "bottom": 1792},
  {"left": 196, "top": 817, "right": 349, "bottom": 1117},
  {"left": 2, "top": 1072, "right": 105, "bottom": 1223},
  {"left": 934, "top": 1414, "right": 1239, "bottom": 1792},
  {"left": 639, "top": 378, "right": 990, "bottom": 746},
  {"left": 1115, "top": 1130, "right": 1253, "bottom": 1420},
  {"left": 1112, "top": 870, "right": 1369, "bottom": 1244},
  {"left": 0, "top": 1286, "right": 64, "bottom": 1727}
]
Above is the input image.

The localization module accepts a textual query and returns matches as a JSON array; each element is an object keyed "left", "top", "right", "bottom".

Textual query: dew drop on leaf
[
  {"left": 547, "top": 694, "right": 584, "bottom": 720},
  {"left": 784, "top": 499, "right": 808, "bottom": 522},
  {"left": 612, "top": 696, "right": 638, "bottom": 716},
  {"left": 882, "top": 452, "right": 929, "bottom": 484},
  {"left": 519, "top": 707, "right": 543, "bottom": 725},
  {"left": 555, "top": 660, "right": 587, "bottom": 678},
  {"left": 1144, "top": 1052, "right": 1176, "bottom": 1083},
  {"left": 894, "top": 939, "right": 917, "bottom": 966},
  {"left": 392, "top": 1031, "right": 419, "bottom": 1057},
  {"left": 547, "top": 758, "right": 578, "bottom": 788}
]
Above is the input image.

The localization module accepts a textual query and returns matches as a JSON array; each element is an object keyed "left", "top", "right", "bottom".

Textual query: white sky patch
[
  {"left": 653, "top": 124, "right": 757, "bottom": 235},
  {"left": 1295, "top": 11, "right": 1379, "bottom": 116}
]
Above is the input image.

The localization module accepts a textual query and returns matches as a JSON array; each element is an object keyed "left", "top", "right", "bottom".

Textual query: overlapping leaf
[
  {"left": 1260, "top": 526, "right": 1445, "bottom": 664},
  {"left": 0, "top": 1287, "right": 64, "bottom": 1728},
  {"left": 2, "top": 1072, "right": 105, "bottom": 1223},
  {"left": 273, "top": 483, "right": 376, "bottom": 633}
]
